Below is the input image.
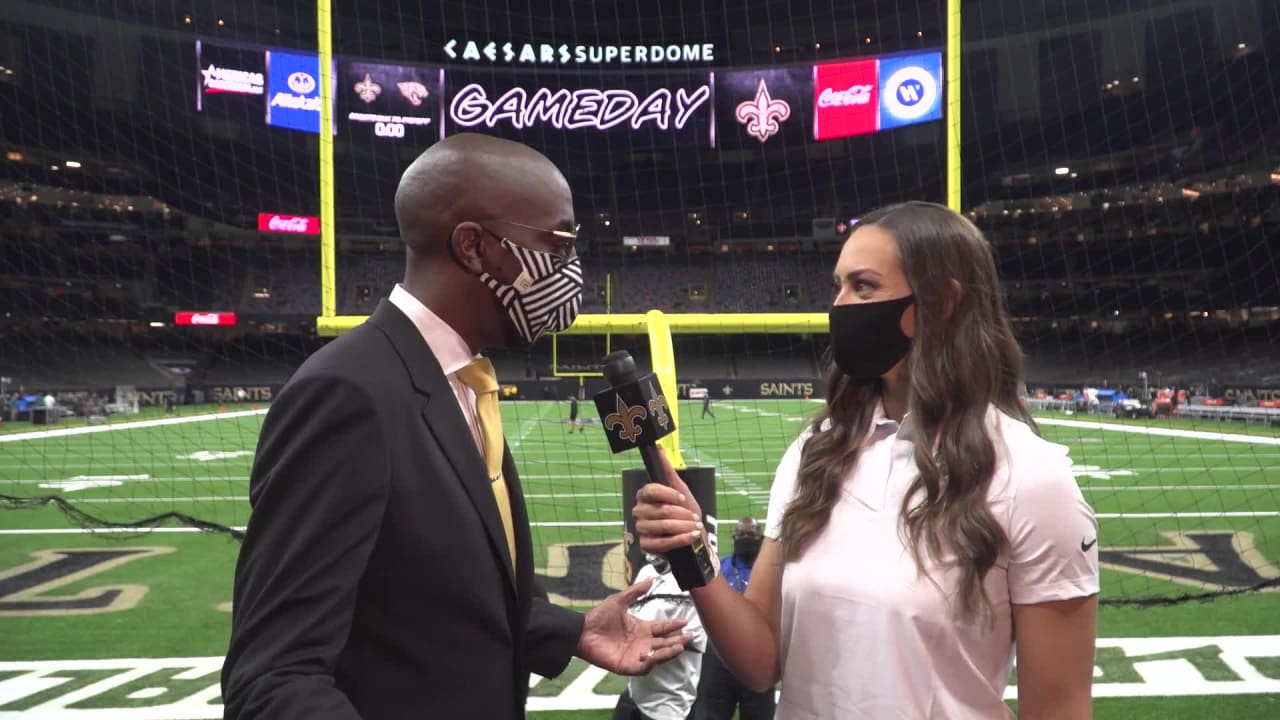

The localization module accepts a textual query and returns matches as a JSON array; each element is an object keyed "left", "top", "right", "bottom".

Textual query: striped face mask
[{"left": 480, "top": 237, "right": 583, "bottom": 343}]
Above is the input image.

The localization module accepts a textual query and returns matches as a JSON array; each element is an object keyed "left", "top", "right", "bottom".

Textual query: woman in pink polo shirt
[{"left": 635, "top": 201, "right": 1099, "bottom": 719}]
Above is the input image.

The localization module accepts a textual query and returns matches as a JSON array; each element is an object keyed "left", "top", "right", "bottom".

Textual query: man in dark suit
[{"left": 222, "top": 133, "right": 691, "bottom": 720}]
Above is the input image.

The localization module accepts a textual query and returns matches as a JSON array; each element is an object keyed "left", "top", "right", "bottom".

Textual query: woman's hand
[{"left": 632, "top": 449, "right": 707, "bottom": 554}]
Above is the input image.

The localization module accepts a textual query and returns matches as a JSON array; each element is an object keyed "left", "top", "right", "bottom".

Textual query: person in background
[
  {"left": 701, "top": 392, "right": 714, "bottom": 419},
  {"left": 613, "top": 554, "right": 707, "bottom": 720},
  {"left": 568, "top": 394, "right": 585, "bottom": 433},
  {"left": 692, "top": 517, "right": 775, "bottom": 720},
  {"left": 635, "top": 201, "right": 1099, "bottom": 719}
]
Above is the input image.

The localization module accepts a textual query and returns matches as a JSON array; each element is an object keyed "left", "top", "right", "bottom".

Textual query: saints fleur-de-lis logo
[
  {"left": 398, "top": 81, "right": 429, "bottom": 106},
  {"left": 354, "top": 73, "right": 381, "bottom": 103},
  {"left": 604, "top": 394, "right": 647, "bottom": 443},
  {"left": 735, "top": 78, "right": 790, "bottom": 143},
  {"left": 647, "top": 382, "right": 671, "bottom": 430}
]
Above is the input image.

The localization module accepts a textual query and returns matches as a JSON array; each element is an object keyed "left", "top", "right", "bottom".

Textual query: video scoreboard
[{"left": 196, "top": 40, "right": 943, "bottom": 147}]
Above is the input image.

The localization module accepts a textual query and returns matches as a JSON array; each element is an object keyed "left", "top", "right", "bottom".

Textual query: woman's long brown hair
[{"left": 777, "top": 201, "right": 1035, "bottom": 622}]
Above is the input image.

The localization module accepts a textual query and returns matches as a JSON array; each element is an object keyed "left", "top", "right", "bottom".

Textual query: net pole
[
  {"left": 945, "top": 0, "right": 962, "bottom": 212},
  {"left": 317, "top": 0, "right": 337, "bottom": 318}
]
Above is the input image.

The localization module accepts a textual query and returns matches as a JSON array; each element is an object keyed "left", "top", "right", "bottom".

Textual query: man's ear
[
  {"left": 450, "top": 222, "right": 487, "bottom": 274},
  {"left": 943, "top": 278, "right": 963, "bottom": 320}
]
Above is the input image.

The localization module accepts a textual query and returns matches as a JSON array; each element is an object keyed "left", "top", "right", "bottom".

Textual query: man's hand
[{"left": 575, "top": 577, "right": 693, "bottom": 676}]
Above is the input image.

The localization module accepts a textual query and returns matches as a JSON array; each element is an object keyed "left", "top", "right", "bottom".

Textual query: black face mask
[
  {"left": 733, "top": 536, "right": 762, "bottom": 563},
  {"left": 828, "top": 295, "right": 915, "bottom": 382}
]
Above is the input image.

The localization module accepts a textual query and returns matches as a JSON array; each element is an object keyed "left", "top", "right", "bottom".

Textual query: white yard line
[
  {"left": 11, "top": 468, "right": 1280, "bottom": 486},
  {"left": 4, "top": 509, "right": 1276, "bottom": 534},
  {"left": 1036, "top": 417, "right": 1280, "bottom": 446},
  {"left": 0, "top": 409, "right": 266, "bottom": 443},
  {"left": 40, "top": 483, "right": 1280, "bottom": 505}
]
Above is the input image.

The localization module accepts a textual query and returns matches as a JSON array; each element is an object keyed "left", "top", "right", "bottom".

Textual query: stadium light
[
  {"left": 65, "top": 160, "right": 81, "bottom": 168},
  {"left": 149, "top": 321, "right": 165, "bottom": 328},
  {"left": 1055, "top": 167, "right": 1070, "bottom": 175}
]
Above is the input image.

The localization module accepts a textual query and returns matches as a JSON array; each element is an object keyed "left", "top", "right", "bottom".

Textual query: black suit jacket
[{"left": 222, "top": 300, "right": 585, "bottom": 719}]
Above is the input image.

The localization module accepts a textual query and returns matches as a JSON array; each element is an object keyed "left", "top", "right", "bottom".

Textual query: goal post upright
[
  {"left": 946, "top": 0, "right": 962, "bottom": 212},
  {"left": 317, "top": 0, "right": 338, "bottom": 319}
]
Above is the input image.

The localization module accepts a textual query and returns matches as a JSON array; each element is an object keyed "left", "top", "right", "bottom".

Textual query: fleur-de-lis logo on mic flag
[
  {"left": 604, "top": 395, "right": 648, "bottom": 443},
  {"left": 354, "top": 73, "right": 382, "bottom": 103},
  {"left": 735, "top": 78, "right": 790, "bottom": 143},
  {"left": 647, "top": 382, "right": 671, "bottom": 430}
]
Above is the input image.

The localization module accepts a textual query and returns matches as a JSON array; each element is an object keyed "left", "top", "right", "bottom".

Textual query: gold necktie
[{"left": 455, "top": 357, "right": 517, "bottom": 572}]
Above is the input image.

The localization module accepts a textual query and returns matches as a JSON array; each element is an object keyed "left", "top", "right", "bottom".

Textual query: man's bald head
[
  {"left": 735, "top": 517, "right": 760, "bottom": 538},
  {"left": 394, "top": 133, "right": 572, "bottom": 259}
]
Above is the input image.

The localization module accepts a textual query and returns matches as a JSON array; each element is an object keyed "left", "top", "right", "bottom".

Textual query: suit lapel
[{"left": 367, "top": 300, "right": 518, "bottom": 597}]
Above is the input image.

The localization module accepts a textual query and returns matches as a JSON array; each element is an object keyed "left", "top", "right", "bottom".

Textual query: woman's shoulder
[{"left": 986, "top": 406, "right": 1073, "bottom": 498}]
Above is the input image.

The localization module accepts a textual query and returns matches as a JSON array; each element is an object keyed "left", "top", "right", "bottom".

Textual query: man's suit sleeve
[
  {"left": 525, "top": 588, "right": 585, "bottom": 679},
  {"left": 221, "top": 374, "right": 389, "bottom": 720}
]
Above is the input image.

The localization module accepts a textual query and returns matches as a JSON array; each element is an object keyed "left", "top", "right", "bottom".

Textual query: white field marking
[
  {"left": 682, "top": 442, "right": 767, "bottom": 499},
  {"left": 4, "top": 472, "right": 756, "bottom": 486},
  {"left": 37, "top": 480, "right": 122, "bottom": 492},
  {"left": 28, "top": 484, "right": 1280, "bottom": 506},
  {"left": 175, "top": 450, "right": 255, "bottom": 462},
  {"left": 34, "top": 474, "right": 152, "bottom": 493},
  {"left": 1095, "top": 511, "right": 1280, "bottom": 519},
  {"left": 15, "top": 467, "right": 1280, "bottom": 487},
  {"left": 1036, "top": 417, "right": 1280, "bottom": 446},
  {"left": 508, "top": 402, "right": 556, "bottom": 449},
  {"left": 4, "top": 510, "right": 1278, "bottom": 535},
  {"left": 0, "top": 409, "right": 267, "bottom": 443},
  {"left": 38, "top": 496, "right": 253, "bottom": 504}
]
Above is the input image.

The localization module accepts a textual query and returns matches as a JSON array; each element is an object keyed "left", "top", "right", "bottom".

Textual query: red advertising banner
[
  {"left": 813, "top": 59, "right": 879, "bottom": 141},
  {"left": 257, "top": 213, "right": 320, "bottom": 235},
  {"left": 174, "top": 312, "right": 238, "bottom": 326}
]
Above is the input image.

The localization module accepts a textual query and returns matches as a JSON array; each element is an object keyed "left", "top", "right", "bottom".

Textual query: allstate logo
[
  {"left": 882, "top": 65, "right": 937, "bottom": 121},
  {"left": 287, "top": 71, "right": 316, "bottom": 94}
]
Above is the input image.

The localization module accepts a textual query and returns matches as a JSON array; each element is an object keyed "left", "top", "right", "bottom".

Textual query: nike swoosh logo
[{"left": 1081, "top": 538, "right": 1098, "bottom": 552}]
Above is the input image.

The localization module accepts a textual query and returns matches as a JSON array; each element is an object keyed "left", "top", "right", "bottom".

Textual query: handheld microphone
[{"left": 595, "top": 350, "right": 716, "bottom": 590}]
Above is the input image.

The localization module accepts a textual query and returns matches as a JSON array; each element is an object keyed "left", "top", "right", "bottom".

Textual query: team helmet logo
[{"left": 398, "top": 81, "right": 429, "bottom": 106}]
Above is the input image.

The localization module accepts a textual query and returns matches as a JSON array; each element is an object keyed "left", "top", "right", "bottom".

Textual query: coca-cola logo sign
[
  {"left": 257, "top": 213, "right": 320, "bottom": 235},
  {"left": 817, "top": 84, "right": 873, "bottom": 108},
  {"left": 813, "top": 59, "right": 879, "bottom": 141},
  {"left": 174, "top": 312, "right": 238, "bottom": 326}
]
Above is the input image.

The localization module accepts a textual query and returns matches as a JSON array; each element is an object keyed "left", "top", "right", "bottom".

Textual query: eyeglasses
[{"left": 483, "top": 219, "right": 580, "bottom": 261}]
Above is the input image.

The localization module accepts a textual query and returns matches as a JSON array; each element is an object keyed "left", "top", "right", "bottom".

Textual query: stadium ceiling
[{"left": 16, "top": 0, "right": 1231, "bottom": 62}]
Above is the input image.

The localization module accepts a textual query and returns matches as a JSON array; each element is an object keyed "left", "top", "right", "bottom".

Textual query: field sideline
[{"left": 1, "top": 400, "right": 1278, "bottom": 719}]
